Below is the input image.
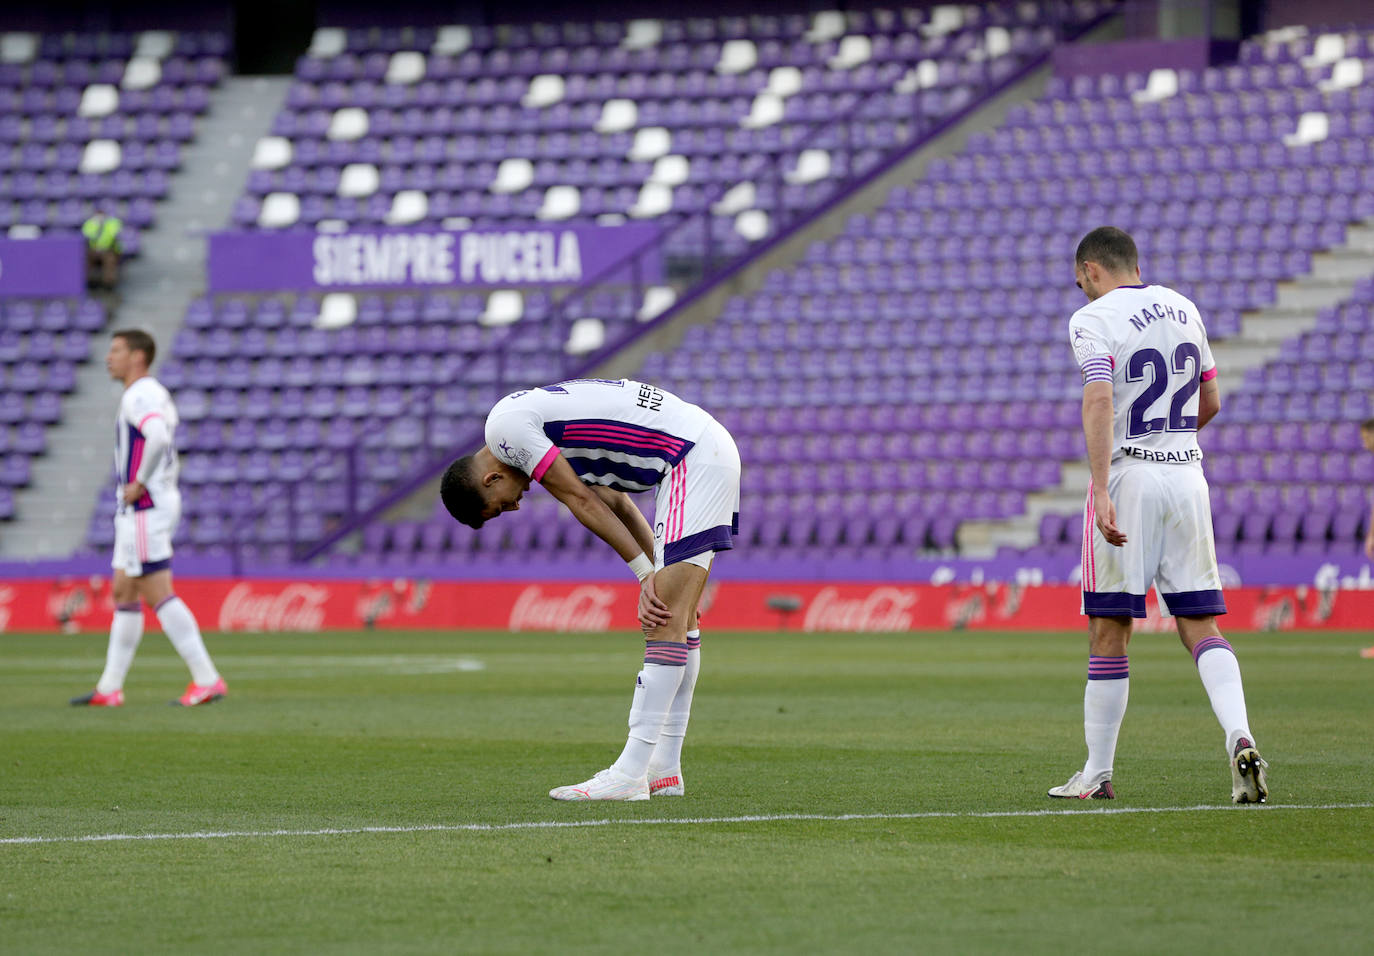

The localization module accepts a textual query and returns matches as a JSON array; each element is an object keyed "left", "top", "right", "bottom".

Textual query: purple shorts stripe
[
  {"left": 1192, "top": 636, "right": 1233, "bottom": 663},
  {"left": 1162, "top": 589, "right": 1227, "bottom": 617},
  {"left": 1083, "top": 591, "right": 1147, "bottom": 618}
]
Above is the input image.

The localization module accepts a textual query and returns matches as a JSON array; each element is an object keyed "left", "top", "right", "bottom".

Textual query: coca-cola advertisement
[{"left": 0, "top": 577, "right": 1370, "bottom": 633}]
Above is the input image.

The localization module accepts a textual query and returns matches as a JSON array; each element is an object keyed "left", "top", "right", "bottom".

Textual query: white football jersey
[
  {"left": 1068, "top": 284, "right": 1217, "bottom": 465},
  {"left": 486, "top": 379, "right": 715, "bottom": 492},
  {"left": 114, "top": 376, "right": 180, "bottom": 512}
]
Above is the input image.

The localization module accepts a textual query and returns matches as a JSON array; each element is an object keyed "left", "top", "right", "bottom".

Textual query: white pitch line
[{"left": 2, "top": 803, "right": 1370, "bottom": 847}]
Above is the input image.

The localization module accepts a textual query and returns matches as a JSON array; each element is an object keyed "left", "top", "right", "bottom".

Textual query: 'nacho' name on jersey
[
  {"left": 312, "top": 230, "right": 584, "bottom": 286},
  {"left": 1128, "top": 300, "right": 1190, "bottom": 332}
]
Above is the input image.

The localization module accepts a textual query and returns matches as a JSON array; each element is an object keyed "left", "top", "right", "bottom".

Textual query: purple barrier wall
[
  {"left": 3, "top": 550, "right": 1371, "bottom": 589},
  {"left": 207, "top": 225, "right": 663, "bottom": 293},
  {"left": 1052, "top": 36, "right": 1235, "bottom": 77},
  {"left": 0, "top": 237, "right": 85, "bottom": 298}
]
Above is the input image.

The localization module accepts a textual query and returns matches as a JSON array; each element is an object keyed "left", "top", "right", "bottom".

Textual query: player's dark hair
[
  {"left": 1075, "top": 226, "right": 1138, "bottom": 275},
  {"left": 440, "top": 455, "right": 487, "bottom": 529},
  {"left": 111, "top": 328, "right": 156, "bottom": 367},
  {"left": 1362, "top": 417, "right": 1374, "bottom": 432}
]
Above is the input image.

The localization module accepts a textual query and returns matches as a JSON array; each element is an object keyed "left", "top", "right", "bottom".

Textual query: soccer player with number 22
[{"left": 1049, "top": 227, "right": 1268, "bottom": 804}]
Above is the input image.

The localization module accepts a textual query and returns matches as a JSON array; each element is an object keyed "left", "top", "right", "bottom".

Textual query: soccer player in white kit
[
  {"left": 440, "top": 379, "right": 741, "bottom": 800},
  {"left": 1048, "top": 228, "right": 1267, "bottom": 803},
  {"left": 71, "top": 330, "right": 226, "bottom": 708}
]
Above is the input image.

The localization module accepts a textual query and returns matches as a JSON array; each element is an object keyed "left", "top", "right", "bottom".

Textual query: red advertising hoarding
[{"left": 3, "top": 577, "right": 1370, "bottom": 634}]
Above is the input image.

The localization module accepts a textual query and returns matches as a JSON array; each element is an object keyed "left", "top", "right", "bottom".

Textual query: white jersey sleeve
[
  {"left": 1068, "top": 305, "right": 1116, "bottom": 386},
  {"left": 485, "top": 401, "right": 559, "bottom": 482}
]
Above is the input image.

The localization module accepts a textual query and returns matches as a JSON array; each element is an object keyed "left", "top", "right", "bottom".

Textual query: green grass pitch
[{"left": 2, "top": 628, "right": 1371, "bottom": 954}]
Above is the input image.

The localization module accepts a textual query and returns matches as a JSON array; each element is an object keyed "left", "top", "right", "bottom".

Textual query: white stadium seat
[
  {"left": 622, "top": 19, "right": 662, "bottom": 50},
  {"left": 595, "top": 99, "right": 638, "bottom": 134},
  {"left": 251, "top": 136, "right": 293, "bottom": 170},
  {"left": 328, "top": 108, "right": 369, "bottom": 141},
  {"left": 1320, "top": 58, "right": 1363, "bottom": 92},
  {"left": 785, "top": 149, "right": 830, "bottom": 185},
  {"left": 121, "top": 57, "right": 162, "bottom": 90},
  {"left": 649, "top": 155, "right": 690, "bottom": 187},
  {"left": 638, "top": 285, "right": 677, "bottom": 322},
  {"left": 1, "top": 33, "right": 37, "bottom": 64},
  {"left": 741, "top": 92, "right": 785, "bottom": 129},
  {"left": 523, "top": 74, "right": 566, "bottom": 109},
  {"left": 1284, "top": 112, "right": 1330, "bottom": 146},
  {"left": 1303, "top": 33, "right": 1345, "bottom": 67},
  {"left": 387, "top": 190, "right": 428, "bottom": 225},
  {"left": 629, "top": 183, "right": 673, "bottom": 219},
  {"left": 716, "top": 39, "right": 758, "bottom": 75},
  {"left": 628, "top": 127, "right": 672, "bottom": 162},
  {"left": 433, "top": 25, "right": 472, "bottom": 55},
  {"left": 316, "top": 293, "right": 358, "bottom": 329},
  {"left": 338, "top": 163, "right": 380, "bottom": 198},
  {"left": 735, "top": 209, "right": 770, "bottom": 241},
  {"left": 804, "top": 11, "right": 847, "bottom": 43},
  {"left": 480, "top": 290, "right": 524, "bottom": 327},
  {"left": 565, "top": 318, "right": 606, "bottom": 355},
  {"left": 386, "top": 51, "right": 426, "bottom": 85},
  {"left": 308, "top": 28, "right": 347, "bottom": 58},
  {"left": 491, "top": 157, "right": 534, "bottom": 193},
  {"left": 8, "top": 224, "right": 41, "bottom": 239},
  {"left": 712, "top": 181, "right": 755, "bottom": 216},
  {"left": 829, "top": 35, "right": 873, "bottom": 70},
  {"left": 767, "top": 66, "right": 804, "bottom": 98},
  {"left": 923, "top": 5, "right": 965, "bottom": 37},
  {"left": 1133, "top": 69, "right": 1179, "bottom": 104},
  {"left": 258, "top": 192, "right": 301, "bottom": 229},
  {"left": 536, "top": 185, "right": 581, "bottom": 221},
  {"left": 79, "top": 140, "right": 122, "bottom": 175},
  {"left": 985, "top": 26, "right": 1011, "bottom": 59},
  {"left": 134, "top": 31, "right": 175, "bottom": 59},
  {"left": 78, "top": 84, "right": 119, "bottom": 118}
]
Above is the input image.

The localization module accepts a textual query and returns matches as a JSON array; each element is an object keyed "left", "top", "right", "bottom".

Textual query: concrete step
[{"left": 1309, "top": 250, "right": 1374, "bottom": 282}]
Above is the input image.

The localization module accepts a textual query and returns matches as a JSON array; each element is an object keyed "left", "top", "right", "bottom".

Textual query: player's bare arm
[
  {"left": 591, "top": 486, "right": 656, "bottom": 558},
  {"left": 540, "top": 455, "right": 672, "bottom": 626},
  {"left": 1196, "top": 378, "right": 1221, "bottom": 430},
  {"left": 1082, "top": 380, "right": 1126, "bottom": 547}
]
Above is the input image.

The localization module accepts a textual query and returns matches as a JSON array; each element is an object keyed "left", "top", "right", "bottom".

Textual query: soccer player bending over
[
  {"left": 441, "top": 379, "right": 741, "bottom": 801},
  {"left": 72, "top": 330, "right": 226, "bottom": 708},
  {"left": 1050, "top": 227, "right": 1267, "bottom": 803}
]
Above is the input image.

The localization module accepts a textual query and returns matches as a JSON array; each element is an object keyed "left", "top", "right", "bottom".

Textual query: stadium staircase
[{"left": 2, "top": 73, "right": 290, "bottom": 558}]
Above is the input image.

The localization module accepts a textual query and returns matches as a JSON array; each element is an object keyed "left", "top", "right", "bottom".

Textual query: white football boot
[
  {"left": 1047, "top": 769, "right": 1115, "bottom": 799},
  {"left": 647, "top": 766, "right": 684, "bottom": 796},
  {"left": 1230, "top": 737, "right": 1269, "bottom": 804},
  {"left": 549, "top": 767, "right": 649, "bottom": 802}
]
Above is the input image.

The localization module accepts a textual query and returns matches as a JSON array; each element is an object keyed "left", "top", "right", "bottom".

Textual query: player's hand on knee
[{"left": 638, "top": 573, "right": 672, "bottom": 629}]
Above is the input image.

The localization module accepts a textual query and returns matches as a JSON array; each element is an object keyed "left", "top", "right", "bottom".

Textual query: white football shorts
[
  {"left": 1081, "top": 457, "right": 1226, "bottom": 618},
  {"left": 653, "top": 417, "right": 741, "bottom": 570},
  {"left": 111, "top": 501, "right": 179, "bottom": 577}
]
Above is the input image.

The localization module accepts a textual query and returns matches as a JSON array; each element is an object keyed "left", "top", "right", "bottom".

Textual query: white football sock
[
  {"left": 1193, "top": 637, "right": 1253, "bottom": 752},
  {"left": 96, "top": 605, "right": 144, "bottom": 694},
  {"left": 155, "top": 596, "right": 220, "bottom": 687},
  {"left": 1082, "top": 656, "right": 1129, "bottom": 779},
  {"left": 610, "top": 644, "right": 686, "bottom": 780},
  {"left": 649, "top": 630, "right": 700, "bottom": 773}
]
